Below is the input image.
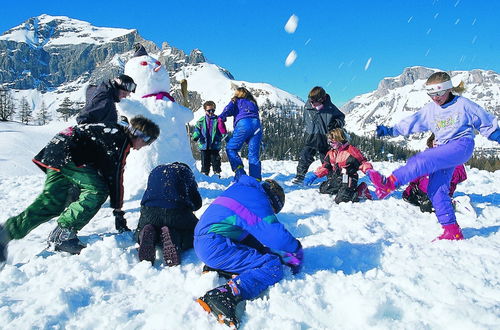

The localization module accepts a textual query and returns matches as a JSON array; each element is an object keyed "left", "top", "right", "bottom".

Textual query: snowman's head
[{"left": 124, "top": 44, "right": 170, "bottom": 97}]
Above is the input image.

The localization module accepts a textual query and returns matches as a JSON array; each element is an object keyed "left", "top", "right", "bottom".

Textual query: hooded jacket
[
  {"left": 33, "top": 123, "right": 131, "bottom": 209},
  {"left": 76, "top": 81, "right": 120, "bottom": 124}
]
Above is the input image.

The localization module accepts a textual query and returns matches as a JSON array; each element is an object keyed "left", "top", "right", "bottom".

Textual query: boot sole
[
  {"left": 161, "top": 226, "right": 180, "bottom": 267},
  {"left": 138, "top": 224, "right": 156, "bottom": 264},
  {"left": 196, "top": 298, "right": 237, "bottom": 328}
]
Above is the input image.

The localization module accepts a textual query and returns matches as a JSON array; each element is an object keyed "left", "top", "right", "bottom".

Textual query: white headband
[{"left": 424, "top": 80, "right": 453, "bottom": 93}]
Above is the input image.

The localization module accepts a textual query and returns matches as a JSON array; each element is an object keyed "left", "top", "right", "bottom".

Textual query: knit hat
[
  {"left": 133, "top": 43, "right": 148, "bottom": 57},
  {"left": 262, "top": 179, "right": 285, "bottom": 214}
]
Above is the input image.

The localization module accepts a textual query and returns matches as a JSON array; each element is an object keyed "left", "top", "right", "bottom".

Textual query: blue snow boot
[{"left": 47, "top": 225, "right": 86, "bottom": 255}]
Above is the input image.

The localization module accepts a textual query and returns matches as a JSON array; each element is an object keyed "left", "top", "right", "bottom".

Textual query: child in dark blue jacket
[
  {"left": 135, "top": 162, "right": 202, "bottom": 266},
  {"left": 194, "top": 175, "right": 303, "bottom": 328}
]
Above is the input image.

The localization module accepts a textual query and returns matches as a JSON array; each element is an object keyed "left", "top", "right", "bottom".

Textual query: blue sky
[{"left": 0, "top": 0, "right": 498, "bottom": 105}]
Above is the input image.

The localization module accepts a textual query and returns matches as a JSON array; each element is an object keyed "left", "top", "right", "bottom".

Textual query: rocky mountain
[
  {"left": 341, "top": 66, "right": 500, "bottom": 155},
  {"left": 0, "top": 15, "right": 303, "bottom": 123}
]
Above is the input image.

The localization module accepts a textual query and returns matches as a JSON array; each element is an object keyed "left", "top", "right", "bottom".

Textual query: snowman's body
[{"left": 118, "top": 52, "right": 195, "bottom": 199}]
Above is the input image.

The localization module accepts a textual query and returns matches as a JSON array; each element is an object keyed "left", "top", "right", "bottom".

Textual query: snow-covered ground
[{"left": 1, "top": 121, "right": 499, "bottom": 329}]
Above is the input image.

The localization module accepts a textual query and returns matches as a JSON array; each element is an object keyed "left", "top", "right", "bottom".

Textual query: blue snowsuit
[
  {"left": 219, "top": 99, "right": 262, "bottom": 180},
  {"left": 194, "top": 175, "right": 299, "bottom": 299},
  {"left": 388, "top": 95, "right": 499, "bottom": 226}
]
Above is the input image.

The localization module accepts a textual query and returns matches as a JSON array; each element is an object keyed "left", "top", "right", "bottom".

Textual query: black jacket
[
  {"left": 303, "top": 94, "right": 345, "bottom": 150},
  {"left": 76, "top": 81, "right": 120, "bottom": 124},
  {"left": 33, "top": 123, "right": 132, "bottom": 209}
]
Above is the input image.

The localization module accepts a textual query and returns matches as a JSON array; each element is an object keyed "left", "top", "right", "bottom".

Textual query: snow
[
  {"left": 285, "top": 50, "right": 297, "bottom": 67},
  {"left": 1, "top": 121, "right": 499, "bottom": 329},
  {"left": 284, "top": 14, "right": 299, "bottom": 34}
]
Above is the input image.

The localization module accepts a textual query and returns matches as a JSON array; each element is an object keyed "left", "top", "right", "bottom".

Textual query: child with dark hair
[
  {"left": 0, "top": 116, "right": 160, "bottom": 266},
  {"left": 402, "top": 133, "right": 467, "bottom": 213},
  {"left": 218, "top": 87, "right": 262, "bottom": 180},
  {"left": 368, "top": 71, "right": 500, "bottom": 241},
  {"left": 304, "top": 128, "right": 373, "bottom": 203},
  {"left": 135, "top": 162, "right": 202, "bottom": 266},
  {"left": 192, "top": 101, "right": 226, "bottom": 177},
  {"left": 194, "top": 175, "right": 302, "bottom": 328}
]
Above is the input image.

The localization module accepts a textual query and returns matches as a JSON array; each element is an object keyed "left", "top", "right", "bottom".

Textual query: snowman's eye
[
  {"left": 155, "top": 61, "right": 161, "bottom": 66},
  {"left": 140, "top": 61, "right": 148, "bottom": 66}
]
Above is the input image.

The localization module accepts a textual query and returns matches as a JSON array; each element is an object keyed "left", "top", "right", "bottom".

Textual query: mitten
[
  {"left": 376, "top": 125, "right": 394, "bottom": 137},
  {"left": 113, "top": 209, "right": 131, "bottom": 233},
  {"left": 304, "top": 173, "right": 318, "bottom": 186},
  {"left": 275, "top": 241, "right": 304, "bottom": 274},
  {"left": 218, "top": 117, "right": 228, "bottom": 135}
]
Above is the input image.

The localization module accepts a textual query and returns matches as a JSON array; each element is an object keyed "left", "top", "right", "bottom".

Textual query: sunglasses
[
  {"left": 205, "top": 108, "right": 215, "bottom": 113},
  {"left": 132, "top": 128, "right": 156, "bottom": 145},
  {"left": 427, "top": 89, "right": 449, "bottom": 97},
  {"left": 120, "top": 81, "right": 137, "bottom": 93}
]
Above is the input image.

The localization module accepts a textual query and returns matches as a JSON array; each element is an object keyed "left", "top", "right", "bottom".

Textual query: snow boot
[
  {"left": 202, "top": 264, "right": 239, "bottom": 279},
  {"left": 434, "top": 223, "right": 464, "bottom": 241},
  {"left": 161, "top": 226, "right": 180, "bottom": 267},
  {"left": 47, "top": 225, "right": 86, "bottom": 255},
  {"left": 367, "top": 170, "right": 398, "bottom": 199},
  {"left": 292, "top": 174, "right": 304, "bottom": 185},
  {"left": 197, "top": 282, "right": 243, "bottom": 328},
  {"left": 0, "top": 224, "right": 10, "bottom": 268},
  {"left": 357, "top": 182, "right": 373, "bottom": 200},
  {"left": 138, "top": 224, "right": 157, "bottom": 264},
  {"left": 233, "top": 167, "right": 246, "bottom": 182}
]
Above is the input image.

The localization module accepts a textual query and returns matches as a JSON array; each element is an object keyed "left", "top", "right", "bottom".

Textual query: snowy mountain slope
[
  {"left": 0, "top": 122, "right": 499, "bottom": 329},
  {"left": 341, "top": 66, "right": 500, "bottom": 153}
]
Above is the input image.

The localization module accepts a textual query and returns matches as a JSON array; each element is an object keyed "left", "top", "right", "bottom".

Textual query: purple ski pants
[{"left": 393, "top": 137, "right": 474, "bottom": 225}]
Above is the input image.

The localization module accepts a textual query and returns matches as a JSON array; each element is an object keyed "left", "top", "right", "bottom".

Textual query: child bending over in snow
[
  {"left": 135, "top": 162, "right": 202, "bottom": 266},
  {"left": 194, "top": 175, "right": 302, "bottom": 328},
  {"left": 303, "top": 128, "right": 373, "bottom": 203},
  {"left": 368, "top": 71, "right": 500, "bottom": 241},
  {"left": 0, "top": 116, "right": 160, "bottom": 267},
  {"left": 403, "top": 133, "right": 467, "bottom": 213}
]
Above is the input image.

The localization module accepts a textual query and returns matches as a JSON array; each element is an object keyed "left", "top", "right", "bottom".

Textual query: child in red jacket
[
  {"left": 304, "top": 128, "right": 373, "bottom": 203},
  {"left": 403, "top": 133, "right": 467, "bottom": 212}
]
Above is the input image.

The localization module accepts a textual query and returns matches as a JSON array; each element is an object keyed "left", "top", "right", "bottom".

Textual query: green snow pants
[{"left": 4, "top": 162, "right": 109, "bottom": 239}]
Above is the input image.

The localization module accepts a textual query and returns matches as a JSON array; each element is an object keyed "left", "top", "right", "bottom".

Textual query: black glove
[{"left": 113, "top": 209, "right": 131, "bottom": 233}]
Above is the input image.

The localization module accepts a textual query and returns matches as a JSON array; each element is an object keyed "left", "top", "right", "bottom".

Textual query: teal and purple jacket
[
  {"left": 194, "top": 175, "right": 299, "bottom": 254},
  {"left": 192, "top": 115, "right": 225, "bottom": 150}
]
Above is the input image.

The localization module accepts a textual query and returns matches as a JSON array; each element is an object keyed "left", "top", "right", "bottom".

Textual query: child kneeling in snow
[
  {"left": 403, "top": 133, "right": 467, "bottom": 213},
  {"left": 135, "top": 162, "right": 202, "bottom": 266},
  {"left": 368, "top": 71, "right": 500, "bottom": 241},
  {"left": 194, "top": 175, "right": 302, "bottom": 328},
  {"left": 303, "top": 128, "right": 373, "bottom": 203}
]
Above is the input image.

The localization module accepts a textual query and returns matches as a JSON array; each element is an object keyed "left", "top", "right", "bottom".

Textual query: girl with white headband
[{"left": 367, "top": 71, "right": 500, "bottom": 241}]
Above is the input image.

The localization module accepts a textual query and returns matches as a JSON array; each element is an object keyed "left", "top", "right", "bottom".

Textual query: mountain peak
[{"left": 0, "top": 14, "right": 135, "bottom": 47}]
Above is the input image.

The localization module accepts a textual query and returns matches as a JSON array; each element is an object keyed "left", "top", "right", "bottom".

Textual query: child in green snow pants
[{"left": 4, "top": 162, "right": 108, "bottom": 239}]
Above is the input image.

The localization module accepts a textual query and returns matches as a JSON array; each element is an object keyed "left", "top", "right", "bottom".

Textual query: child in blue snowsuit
[
  {"left": 219, "top": 87, "right": 262, "bottom": 180},
  {"left": 368, "top": 72, "right": 500, "bottom": 241},
  {"left": 194, "top": 175, "right": 303, "bottom": 328}
]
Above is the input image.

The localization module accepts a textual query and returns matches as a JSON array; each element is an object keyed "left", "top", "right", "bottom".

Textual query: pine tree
[
  {"left": 57, "top": 97, "right": 75, "bottom": 122},
  {"left": 36, "top": 100, "right": 51, "bottom": 125},
  {"left": 0, "top": 86, "right": 16, "bottom": 121},
  {"left": 18, "top": 96, "right": 33, "bottom": 125}
]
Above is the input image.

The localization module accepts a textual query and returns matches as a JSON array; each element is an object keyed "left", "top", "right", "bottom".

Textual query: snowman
[{"left": 118, "top": 43, "right": 196, "bottom": 199}]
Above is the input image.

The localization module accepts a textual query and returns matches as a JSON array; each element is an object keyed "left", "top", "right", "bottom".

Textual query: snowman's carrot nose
[{"left": 154, "top": 65, "right": 162, "bottom": 72}]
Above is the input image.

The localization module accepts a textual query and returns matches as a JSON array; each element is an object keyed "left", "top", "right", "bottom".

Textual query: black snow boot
[
  {"left": 0, "top": 224, "right": 10, "bottom": 268},
  {"left": 161, "top": 226, "right": 180, "bottom": 267},
  {"left": 47, "top": 225, "right": 86, "bottom": 255},
  {"left": 197, "top": 283, "right": 243, "bottom": 328},
  {"left": 292, "top": 174, "right": 304, "bottom": 184},
  {"left": 138, "top": 224, "right": 158, "bottom": 264}
]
